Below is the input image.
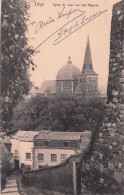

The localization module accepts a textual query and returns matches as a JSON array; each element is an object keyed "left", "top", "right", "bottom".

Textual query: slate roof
[
  {"left": 34, "top": 131, "right": 91, "bottom": 141},
  {"left": 38, "top": 80, "right": 56, "bottom": 93},
  {"left": 11, "top": 131, "right": 39, "bottom": 142},
  {"left": 56, "top": 57, "right": 81, "bottom": 81},
  {"left": 82, "top": 37, "right": 98, "bottom": 76}
]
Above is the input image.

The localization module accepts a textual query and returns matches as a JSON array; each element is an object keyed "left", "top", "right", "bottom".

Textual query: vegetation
[
  {"left": 13, "top": 95, "right": 106, "bottom": 132},
  {"left": 1, "top": 0, "right": 35, "bottom": 131},
  {"left": 1, "top": 145, "right": 13, "bottom": 189},
  {"left": 81, "top": 169, "right": 123, "bottom": 194}
]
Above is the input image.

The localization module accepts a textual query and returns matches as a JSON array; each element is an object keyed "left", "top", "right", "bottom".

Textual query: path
[
  {"left": 1, "top": 179, "right": 20, "bottom": 195},
  {"left": 1, "top": 171, "right": 26, "bottom": 195},
  {"left": 1, "top": 171, "right": 66, "bottom": 195}
]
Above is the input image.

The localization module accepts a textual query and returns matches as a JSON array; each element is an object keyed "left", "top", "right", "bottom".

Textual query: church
[{"left": 36, "top": 38, "right": 99, "bottom": 100}]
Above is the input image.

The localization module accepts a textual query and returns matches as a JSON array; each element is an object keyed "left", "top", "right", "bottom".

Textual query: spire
[
  {"left": 84, "top": 36, "right": 92, "bottom": 65},
  {"left": 82, "top": 37, "right": 96, "bottom": 74},
  {"left": 67, "top": 56, "right": 72, "bottom": 64}
]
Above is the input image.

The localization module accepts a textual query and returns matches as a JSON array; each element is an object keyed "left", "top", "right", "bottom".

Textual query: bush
[{"left": 1, "top": 173, "right": 7, "bottom": 190}]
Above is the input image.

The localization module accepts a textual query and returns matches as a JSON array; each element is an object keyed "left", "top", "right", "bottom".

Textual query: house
[
  {"left": 11, "top": 131, "right": 39, "bottom": 170},
  {"left": 33, "top": 131, "right": 91, "bottom": 169}
]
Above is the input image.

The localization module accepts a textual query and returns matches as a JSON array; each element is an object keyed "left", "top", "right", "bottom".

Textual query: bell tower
[{"left": 75, "top": 37, "right": 98, "bottom": 99}]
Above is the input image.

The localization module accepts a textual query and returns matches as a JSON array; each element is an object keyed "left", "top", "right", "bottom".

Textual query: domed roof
[{"left": 56, "top": 57, "right": 81, "bottom": 80}]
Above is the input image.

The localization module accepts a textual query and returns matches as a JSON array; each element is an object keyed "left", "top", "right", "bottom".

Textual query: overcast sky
[{"left": 27, "top": 0, "right": 121, "bottom": 94}]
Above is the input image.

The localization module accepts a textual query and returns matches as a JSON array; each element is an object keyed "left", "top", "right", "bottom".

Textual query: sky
[{"left": 27, "top": 0, "right": 121, "bottom": 94}]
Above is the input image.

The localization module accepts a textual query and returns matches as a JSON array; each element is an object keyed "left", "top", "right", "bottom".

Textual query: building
[
  {"left": 33, "top": 131, "right": 91, "bottom": 169},
  {"left": 36, "top": 80, "right": 56, "bottom": 97},
  {"left": 36, "top": 38, "right": 98, "bottom": 100},
  {"left": 74, "top": 37, "right": 98, "bottom": 99},
  {"left": 56, "top": 57, "right": 81, "bottom": 95},
  {"left": 11, "top": 131, "right": 39, "bottom": 170}
]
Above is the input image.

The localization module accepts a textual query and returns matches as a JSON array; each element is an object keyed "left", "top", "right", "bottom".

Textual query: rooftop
[
  {"left": 56, "top": 57, "right": 81, "bottom": 81},
  {"left": 38, "top": 80, "right": 56, "bottom": 94},
  {"left": 11, "top": 131, "right": 39, "bottom": 141},
  {"left": 0, "top": 134, "right": 11, "bottom": 144},
  {"left": 34, "top": 131, "right": 91, "bottom": 141},
  {"left": 82, "top": 37, "right": 98, "bottom": 76}
]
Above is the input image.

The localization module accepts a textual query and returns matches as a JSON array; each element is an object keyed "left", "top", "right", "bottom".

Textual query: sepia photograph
[{"left": 1, "top": 0, "right": 124, "bottom": 194}]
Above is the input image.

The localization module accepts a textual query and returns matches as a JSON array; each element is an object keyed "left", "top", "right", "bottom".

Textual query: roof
[
  {"left": 83, "top": 37, "right": 92, "bottom": 65},
  {"left": 2, "top": 135, "right": 11, "bottom": 144},
  {"left": 56, "top": 57, "right": 81, "bottom": 80},
  {"left": 34, "top": 131, "right": 91, "bottom": 141},
  {"left": 38, "top": 80, "right": 56, "bottom": 93},
  {"left": 0, "top": 133, "right": 11, "bottom": 144},
  {"left": 0, "top": 138, "right": 13, "bottom": 160},
  {"left": 11, "top": 131, "right": 39, "bottom": 141},
  {"left": 82, "top": 37, "right": 98, "bottom": 76}
]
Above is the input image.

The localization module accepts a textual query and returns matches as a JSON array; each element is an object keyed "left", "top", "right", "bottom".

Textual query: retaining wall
[
  {"left": 81, "top": 1, "right": 124, "bottom": 193},
  {"left": 22, "top": 155, "right": 81, "bottom": 194}
]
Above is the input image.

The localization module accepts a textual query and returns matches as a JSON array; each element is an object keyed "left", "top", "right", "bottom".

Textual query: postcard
[{"left": 1, "top": 0, "right": 123, "bottom": 194}]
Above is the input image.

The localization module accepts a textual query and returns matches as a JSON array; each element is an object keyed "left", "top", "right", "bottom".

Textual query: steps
[{"left": 1, "top": 179, "right": 20, "bottom": 195}]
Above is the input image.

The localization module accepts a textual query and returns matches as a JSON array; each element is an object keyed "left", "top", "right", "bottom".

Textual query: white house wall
[
  {"left": 19, "top": 141, "right": 33, "bottom": 169},
  {"left": 34, "top": 148, "right": 78, "bottom": 169}
]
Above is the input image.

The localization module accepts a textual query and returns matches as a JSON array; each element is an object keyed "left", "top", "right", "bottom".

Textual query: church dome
[{"left": 56, "top": 57, "right": 81, "bottom": 80}]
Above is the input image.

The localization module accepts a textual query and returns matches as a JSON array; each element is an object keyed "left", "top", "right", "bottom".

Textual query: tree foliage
[
  {"left": 1, "top": 0, "right": 35, "bottom": 130},
  {"left": 13, "top": 95, "right": 106, "bottom": 132}
]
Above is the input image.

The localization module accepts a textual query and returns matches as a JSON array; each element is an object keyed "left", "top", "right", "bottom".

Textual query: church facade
[{"left": 36, "top": 38, "right": 98, "bottom": 100}]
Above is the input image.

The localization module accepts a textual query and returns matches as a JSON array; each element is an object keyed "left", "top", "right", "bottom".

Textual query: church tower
[{"left": 75, "top": 37, "right": 98, "bottom": 99}]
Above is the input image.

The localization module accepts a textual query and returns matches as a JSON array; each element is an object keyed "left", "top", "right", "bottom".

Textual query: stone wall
[
  {"left": 22, "top": 154, "right": 81, "bottom": 194},
  {"left": 107, "top": 0, "right": 124, "bottom": 104},
  {"left": 81, "top": 1, "right": 124, "bottom": 193}
]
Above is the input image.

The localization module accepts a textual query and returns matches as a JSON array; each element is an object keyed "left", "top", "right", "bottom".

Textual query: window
[
  {"left": 61, "top": 154, "right": 67, "bottom": 162},
  {"left": 25, "top": 153, "right": 31, "bottom": 159},
  {"left": 45, "top": 141, "right": 49, "bottom": 146},
  {"left": 64, "top": 141, "right": 69, "bottom": 147},
  {"left": 38, "top": 153, "right": 44, "bottom": 161},
  {"left": 51, "top": 154, "right": 57, "bottom": 162},
  {"left": 14, "top": 150, "right": 18, "bottom": 157},
  {"left": 63, "top": 82, "right": 71, "bottom": 88}
]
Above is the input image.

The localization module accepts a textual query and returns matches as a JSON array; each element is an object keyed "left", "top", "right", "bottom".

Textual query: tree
[
  {"left": 13, "top": 96, "right": 49, "bottom": 130},
  {"left": 1, "top": 0, "right": 35, "bottom": 131},
  {"left": 12, "top": 95, "right": 106, "bottom": 132}
]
